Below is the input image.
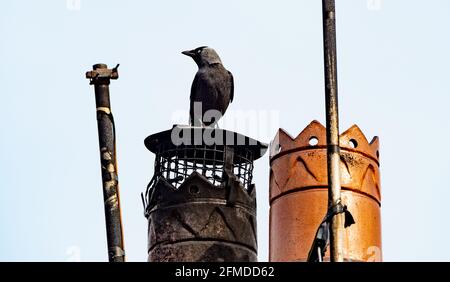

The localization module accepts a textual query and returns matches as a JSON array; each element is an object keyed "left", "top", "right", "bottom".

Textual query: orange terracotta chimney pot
[{"left": 269, "top": 120, "right": 382, "bottom": 262}]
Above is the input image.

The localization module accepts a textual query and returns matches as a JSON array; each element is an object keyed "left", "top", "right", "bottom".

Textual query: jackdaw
[{"left": 182, "top": 46, "right": 234, "bottom": 127}]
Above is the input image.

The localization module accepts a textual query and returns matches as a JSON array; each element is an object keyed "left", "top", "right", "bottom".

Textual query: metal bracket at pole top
[{"left": 86, "top": 64, "right": 120, "bottom": 85}]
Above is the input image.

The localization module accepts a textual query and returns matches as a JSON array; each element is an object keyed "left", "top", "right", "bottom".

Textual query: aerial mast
[{"left": 322, "top": 0, "right": 344, "bottom": 262}]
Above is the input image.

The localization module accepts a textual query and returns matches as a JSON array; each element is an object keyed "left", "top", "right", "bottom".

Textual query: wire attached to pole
[{"left": 307, "top": 202, "right": 355, "bottom": 262}]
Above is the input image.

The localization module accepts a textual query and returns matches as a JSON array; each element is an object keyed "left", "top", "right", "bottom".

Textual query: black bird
[{"left": 182, "top": 46, "right": 234, "bottom": 127}]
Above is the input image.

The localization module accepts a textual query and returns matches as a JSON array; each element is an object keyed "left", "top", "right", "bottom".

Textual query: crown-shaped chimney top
[{"left": 270, "top": 120, "right": 379, "bottom": 162}]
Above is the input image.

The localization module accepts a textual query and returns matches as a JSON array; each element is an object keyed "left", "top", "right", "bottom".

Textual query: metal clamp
[{"left": 86, "top": 64, "right": 120, "bottom": 85}]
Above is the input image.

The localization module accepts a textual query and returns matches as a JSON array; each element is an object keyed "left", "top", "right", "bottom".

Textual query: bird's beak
[{"left": 182, "top": 50, "right": 195, "bottom": 57}]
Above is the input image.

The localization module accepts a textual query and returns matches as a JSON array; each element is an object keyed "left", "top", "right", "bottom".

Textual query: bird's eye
[{"left": 197, "top": 49, "right": 202, "bottom": 54}]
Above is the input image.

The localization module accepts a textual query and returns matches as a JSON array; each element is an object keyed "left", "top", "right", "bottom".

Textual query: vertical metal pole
[
  {"left": 86, "top": 64, "right": 126, "bottom": 262},
  {"left": 322, "top": 0, "right": 344, "bottom": 262}
]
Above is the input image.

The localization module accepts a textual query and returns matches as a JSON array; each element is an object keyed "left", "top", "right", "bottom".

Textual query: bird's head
[{"left": 182, "top": 46, "right": 222, "bottom": 67}]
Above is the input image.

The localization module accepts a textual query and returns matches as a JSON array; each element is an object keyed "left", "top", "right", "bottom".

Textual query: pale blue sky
[{"left": 1, "top": 0, "right": 450, "bottom": 261}]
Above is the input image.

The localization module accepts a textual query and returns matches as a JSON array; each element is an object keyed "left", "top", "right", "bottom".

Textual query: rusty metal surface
[
  {"left": 146, "top": 172, "right": 257, "bottom": 262},
  {"left": 144, "top": 127, "right": 267, "bottom": 262},
  {"left": 269, "top": 120, "right": 381, "bottom": 262},
  {"left": 86, "top": 63, "right": 125, "bottom": 262},
  {"left": 86, "top": 63, "right": 119, "bottom": 84},
  {"left": 322, "top": 0, "right": 344, "bottom": 262}
]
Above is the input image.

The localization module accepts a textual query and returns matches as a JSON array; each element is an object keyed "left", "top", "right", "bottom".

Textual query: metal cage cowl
[{"left": 143, "top": 125, "right": 267, "bottom": 262}]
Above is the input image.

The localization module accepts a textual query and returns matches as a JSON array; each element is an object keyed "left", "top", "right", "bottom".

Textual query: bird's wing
[
  {"left": 190, "top": 72, "right": 200, "bottom": 101},
  {"left": 228, "top": 70, "right": 234, "bottom": 103},
  {"left": 189, "top": 73, "right": 200, "bottom": 125}
]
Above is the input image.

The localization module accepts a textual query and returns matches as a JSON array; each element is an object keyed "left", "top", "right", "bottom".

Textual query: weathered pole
[
  {"left": 322, "top": 0, "right": 344, "bottom": 262},
  {"left": 86, "top": 63, "right": 126, "bottom": 262}
]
